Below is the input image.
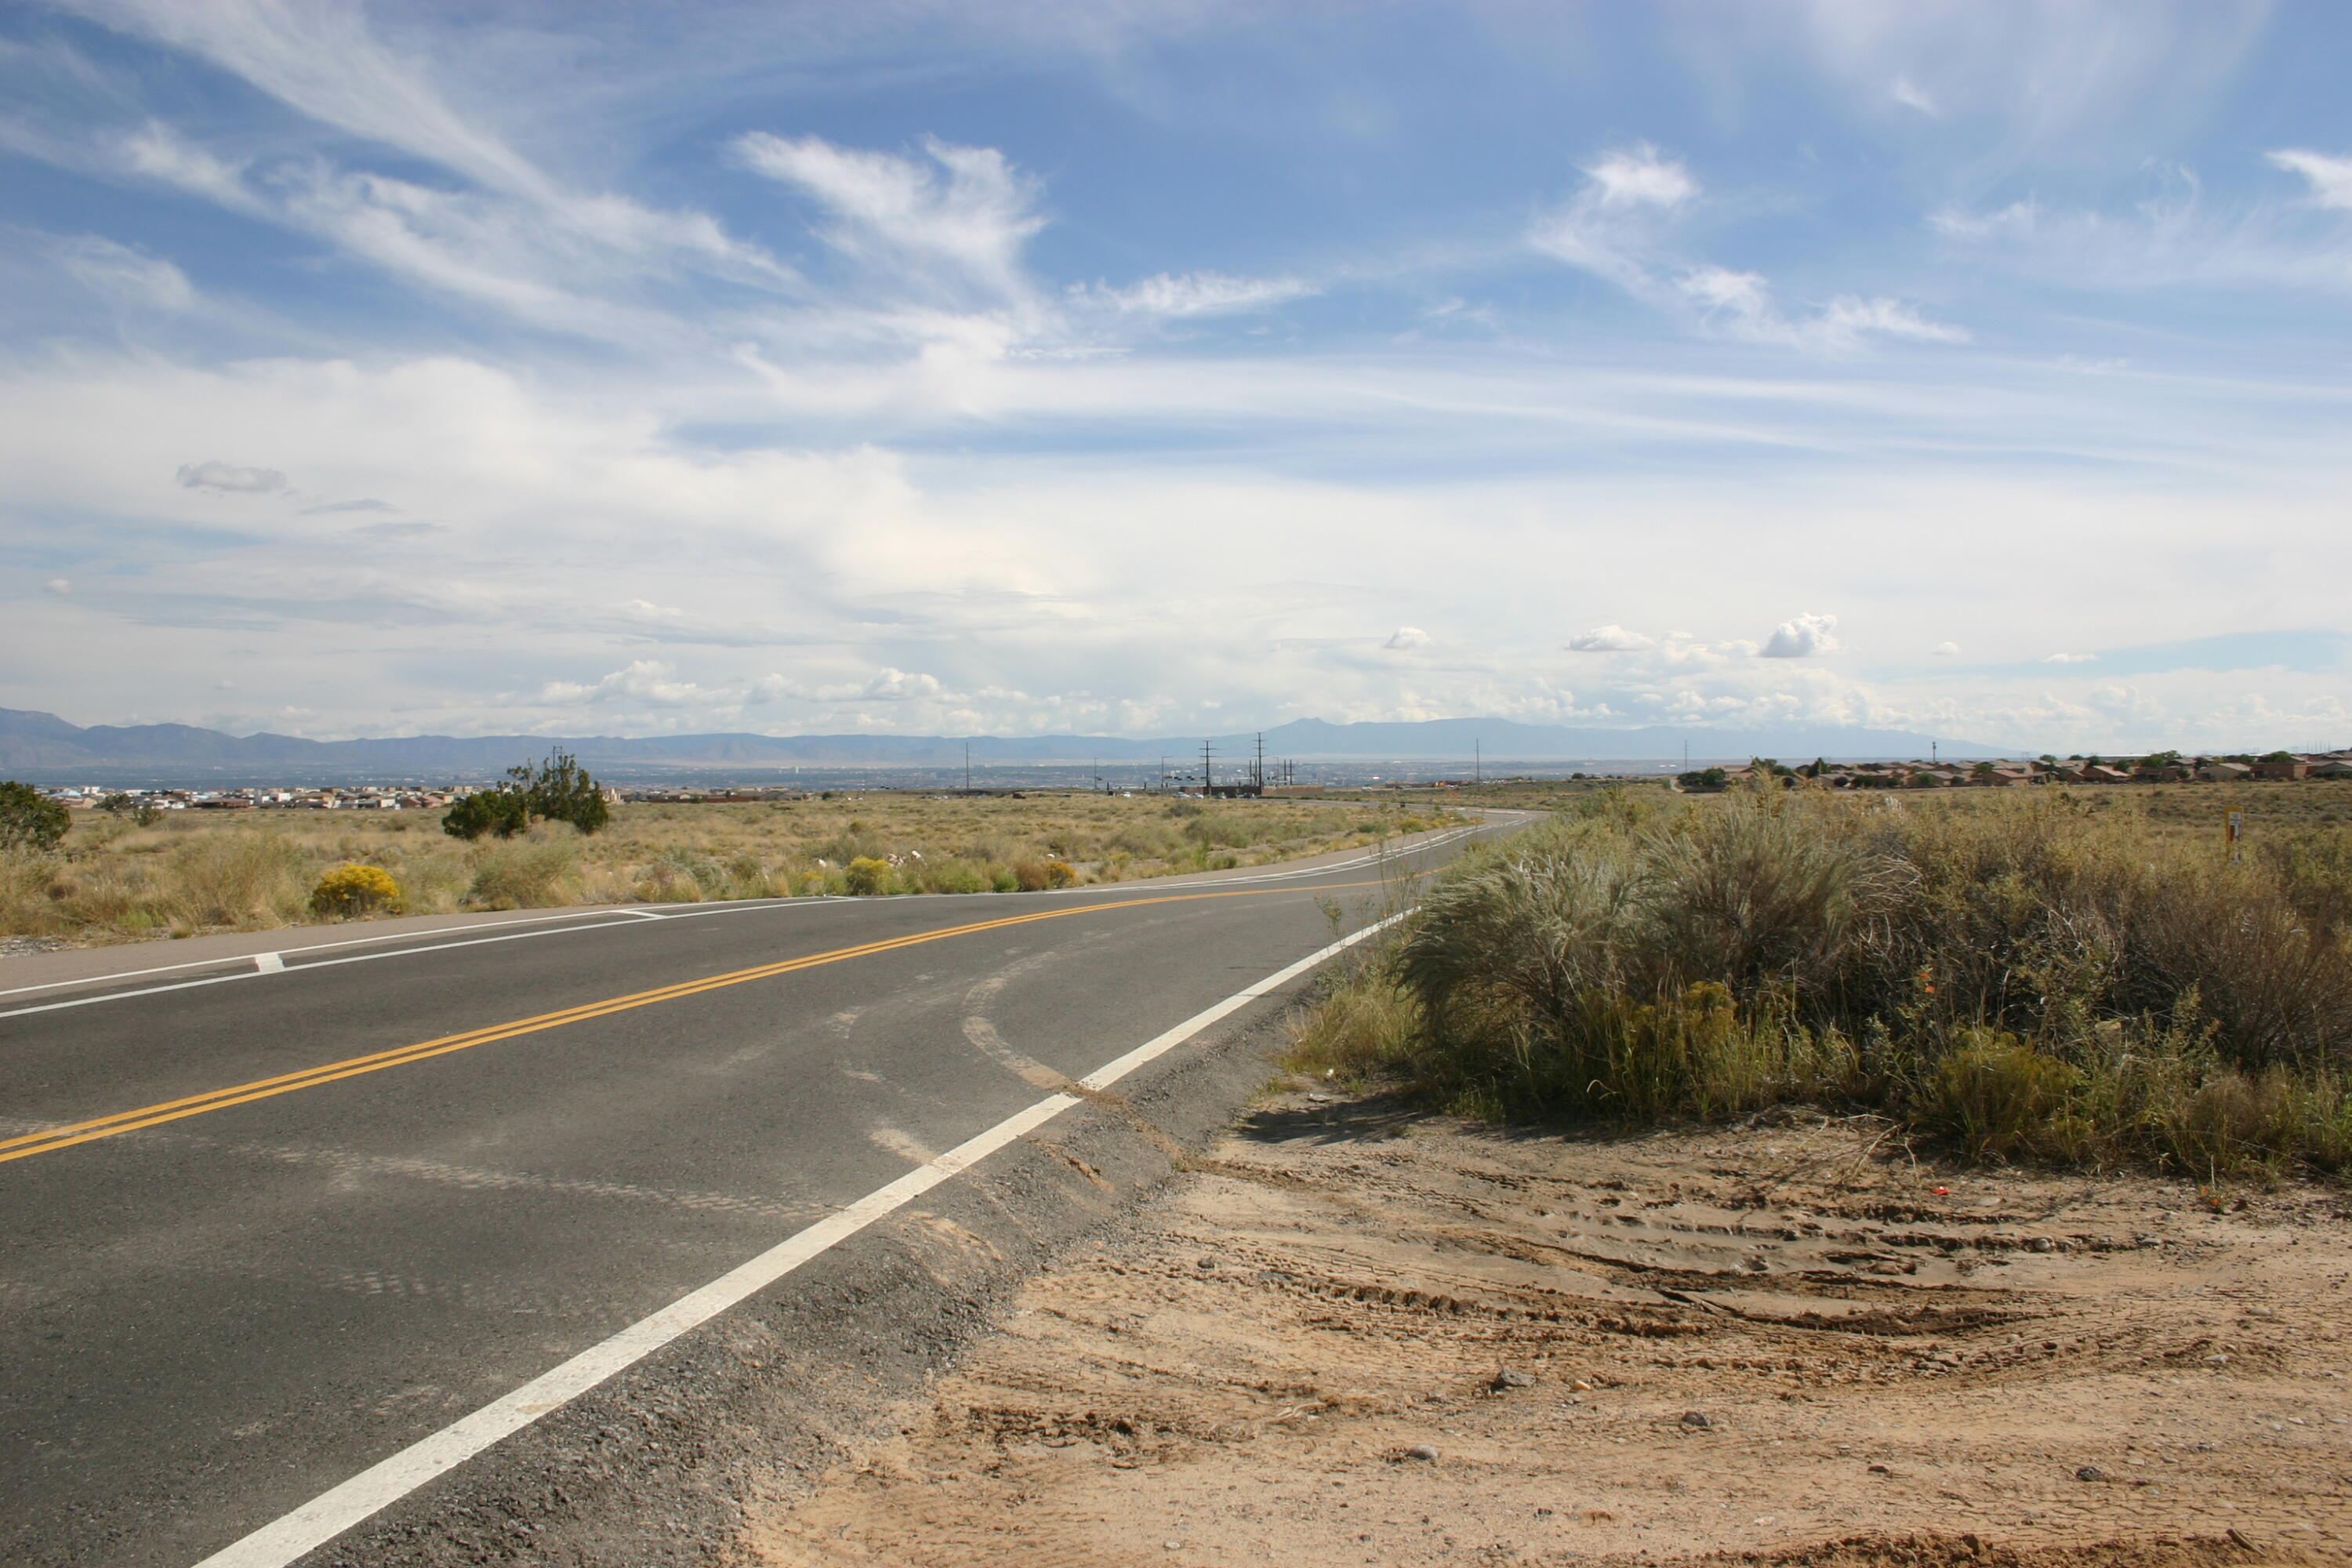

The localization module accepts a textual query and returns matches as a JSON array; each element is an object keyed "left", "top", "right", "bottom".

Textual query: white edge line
[
  {"left": 0, "top": 907, "right": 637, "bottom": 1000},
  {"left": 0, "top": 825, "right": 1483, "bottom": 1022},
  {"left": 189, "top": 909, "right": 1408, "bottom": 1568}
]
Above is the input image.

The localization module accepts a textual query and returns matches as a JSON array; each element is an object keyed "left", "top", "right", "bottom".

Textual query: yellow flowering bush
[{"left": 309, "top": 862, "right": 402, "bottom": 919}]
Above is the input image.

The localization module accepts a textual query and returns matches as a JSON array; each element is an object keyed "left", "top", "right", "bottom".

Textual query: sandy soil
[{"left": 741, "top": 1090, "right": 2352, "bottom": 1568}]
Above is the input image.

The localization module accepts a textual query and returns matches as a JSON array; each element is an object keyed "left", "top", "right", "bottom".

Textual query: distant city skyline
[{"left": 5, "top": 2, "right": 2349, "bottom": 751}]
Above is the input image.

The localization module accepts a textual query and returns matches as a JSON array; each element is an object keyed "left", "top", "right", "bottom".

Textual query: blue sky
[{"left": 3, "top": 0, "right": 2349, "bottom": 750}]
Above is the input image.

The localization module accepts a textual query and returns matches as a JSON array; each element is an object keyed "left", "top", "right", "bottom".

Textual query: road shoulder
[{"left": 739, "top": 1088, "right": 2350, "bottom": 1566}]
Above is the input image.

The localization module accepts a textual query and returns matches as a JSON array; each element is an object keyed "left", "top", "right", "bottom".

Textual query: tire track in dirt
[{"left": 743, "top": 1094, "right": 2352, "bottom": 1566}]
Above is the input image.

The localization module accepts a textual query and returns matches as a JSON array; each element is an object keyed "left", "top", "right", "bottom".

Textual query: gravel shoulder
[{"left": 741, "top": 1090, "right": 2352, "bottom": 1567}]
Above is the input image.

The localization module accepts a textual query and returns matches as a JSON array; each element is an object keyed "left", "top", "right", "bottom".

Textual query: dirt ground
[{"left": 741, "top": 1089, "right": 2352, "bottom": 1568}]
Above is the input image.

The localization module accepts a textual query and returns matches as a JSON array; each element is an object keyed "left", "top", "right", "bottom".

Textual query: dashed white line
[{"left": 189, "top": 910, "right": 1405, "bottom": 1568}]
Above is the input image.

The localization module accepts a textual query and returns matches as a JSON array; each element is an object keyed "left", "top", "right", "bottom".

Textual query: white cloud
[
  {"left": 1816, "top": 295, "right": 1971, "bottom": 346},
  {"left": 1889, "top": 74, "right": 1937, "bottom": 115},
  {"left": 176, "top": 459, "right": 289, "bottom": 494},
  {"left": 1582, "top": 143, "right": 1697, "bottom": 209},
  {"left": 1759, "top": 612, "right": 1843, "bottom": 659},
  {"left": 1930, "top": 641, "right": 1961, "bottom": 657},
  {"left": 2268, "top": 149, "right": 2352, "bottom": 211},
  {"left": 2042, "top": 651, "right": 2097, "bottom": 664},
  {"left": 1383, "top": 626, "right": 1432, "bottom": 649},
  {"left": 1537, "top": 147, "right": 1966, "bottom": 352},
  {"left": 860, "top": 667, "right": 946, "bottom": 701},
  {"left": 44, "top": 233, "right": 194, "bottom": 310},
  {"left": 735, "top": 132, "right": 1044, "bottom": 303},
  {"left": 1083, "top": 270, "right": 1316, "bottom": 318},
  {"left": 539, "top": 660, "right": 706, "bottom": 707},
  {"left": 44, "top": 578, "right": 71, "bottom": 595},
  {"left": 1566, "top": 625, "right": 1656, "bottom": 652}
]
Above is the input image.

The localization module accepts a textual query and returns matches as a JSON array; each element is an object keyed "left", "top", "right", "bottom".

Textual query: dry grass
[
  {"left": 1295, "top": 779, "right": 2352, "bottom": 1177},
  {"left": 0, "top": 793, "right": 1457, "bottom": 946}
]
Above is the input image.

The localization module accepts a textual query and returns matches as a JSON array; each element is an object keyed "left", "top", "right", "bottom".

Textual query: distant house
[
  {"left": 2254, "top": 758, "right": 2310, "bottom": 781},
  {"left": 2082, "top": 765, "right": 2132, "bottom": 784},
  {"left": 2198, "top": 762, "right": 2253, "bottom": 782},
  {"left": 2311, "top": 761, "right": 2352, "bottom": 780}
]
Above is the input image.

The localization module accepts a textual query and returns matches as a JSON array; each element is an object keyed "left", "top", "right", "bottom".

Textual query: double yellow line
[{"left": 0, "top": 880, "right": 1381, "bottom": 1167}]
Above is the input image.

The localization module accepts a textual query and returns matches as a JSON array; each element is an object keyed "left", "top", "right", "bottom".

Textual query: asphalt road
[{"left": 0, "top": 821, "right": 1513, "bottom": 1568}]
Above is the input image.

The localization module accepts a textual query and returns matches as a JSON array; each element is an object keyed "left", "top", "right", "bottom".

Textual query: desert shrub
[
  {"left": 820, "top": 827, "right": 891, "bottom": 866},
  {"left": 309, "top": 862, "right": 403, "bottom": 919},
  {"left": 845, "top": 856, "right": 892, "bottom": 896},
  {"left": 925, "top": 858, "right": 990, "bottom": 895},
  {"left": 467, "top": 840, "right": 577, "bottom": 909},
  {"left": 1011, "top": 858, "right": 1051, "bottom": 891},
  {"left": 0, "top": 782, "right": 71, "bottom": 853},
  {"left": 1044, "top": 859, "right": 1077, "bottom": 888},
  {"left": 1289, "top": 961, "right": 1424, "bottom": 1082},
  {"left": 1108, "top": 822, "right": 1184, "bottom": 858},
  {"left": 1915, "top": 1032, "right": 2084, "bottom": 1160},
  {"left": 633, "top": 849, "right": 714, "bottom": 903},
  {"left": 1181, "top": 813, "right": 1256, "bottom": 850},
  {"left": 1317, "top": 785, "right": 2352, "bottom": 1174},
  {"left": 2258, "top": 826, "right": 2352, "bottom": 938},
  {"left": 164, "top": 833, "right": 312, "bottom": 929}
]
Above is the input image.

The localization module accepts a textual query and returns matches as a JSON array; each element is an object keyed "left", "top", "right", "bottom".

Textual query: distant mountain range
[{"left": 0, "top": 708, "right": 2012, "bottom": 782}]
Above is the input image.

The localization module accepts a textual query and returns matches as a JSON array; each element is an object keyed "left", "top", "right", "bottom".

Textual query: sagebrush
[{"left": 1298, "top": 784, "right": 2352, "bottom": 1174}]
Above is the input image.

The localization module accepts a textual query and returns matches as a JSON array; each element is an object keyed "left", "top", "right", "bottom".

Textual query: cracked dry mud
[{"left": 743, "top": 1092, "right": 2352, "bottom": 1567}]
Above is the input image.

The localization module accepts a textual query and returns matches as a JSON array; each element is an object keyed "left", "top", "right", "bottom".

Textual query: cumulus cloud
[
  {"left": 2042, "top": 651, "right": 2098, "bottom": 664},
  {"left": 860, "top": 667, "right": 946, "bottom": 700},
  {"left": 44, "top": 578, "right": 71, "bottom": 594},
  {"left": 1566, "top": 624, "right": 1657, "bottom": 652},
  {"left": 1384, "top": 626, "right": 1432, "bottom": 649},
  {"left": 2268, "top": 148, "right": 2352, "bottom": 210},
  {"left": 299, "top": 499, "right": 397, "bottom": 514},
  {"left": 1931, "top": 641, "right": 1962, "bottom": 657},
  {"left": 1759, "top": 612, "right": 1843, "bottom": 659},
  {"left": 539, "top": 659, "right": 706, "bottom": 706},
  {"left": 176, "top": 459, "right": 289, "bottom": 494}
]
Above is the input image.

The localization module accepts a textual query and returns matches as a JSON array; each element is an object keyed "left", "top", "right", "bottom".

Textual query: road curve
[{"left": 0, "top": 817, "right": 1523, "bottom": 1568}]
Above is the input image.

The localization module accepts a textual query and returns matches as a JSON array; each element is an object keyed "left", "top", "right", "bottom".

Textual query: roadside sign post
[{"left": 2224, "top": 808, "right": 2245, "bottom": 864}]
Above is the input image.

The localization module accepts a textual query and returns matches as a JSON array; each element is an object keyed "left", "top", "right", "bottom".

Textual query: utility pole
[
  {"left": 964, "top": 741, "right": 971, "bottom": 794},
  {"left": 1254, "top": 731, "right": 1266, "bottom": 791},
  {"left": 1200, "top": 738, "right": 1214, "bottom": 797},
  {"left": 1475, "top": 739, "right": 1482, "bottom": 786}
]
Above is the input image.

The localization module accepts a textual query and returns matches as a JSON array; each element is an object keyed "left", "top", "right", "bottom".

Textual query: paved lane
[{"left": 0, "top": 822, "right": 1512, "bottom": 1567}]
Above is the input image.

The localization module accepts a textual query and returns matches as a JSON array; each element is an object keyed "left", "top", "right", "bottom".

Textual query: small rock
[
  {"left": 1493, "top": 1369, "right": 1537, "bottom": 1390},
  {"left": 1195, "top": 1257, "right": 1217, "bottom": 1271},
  {"left": 1163, "top": 1541, "right": 1182, "bottom": 1552},
  {"left": 2076, "top": 1465, "right": 2108, "bottom": 1483},
  {"left": 1570, "top": 1379, "right": 1595, "bottom": 1392},
  {"left": 2031, "top": 1237, "right": 2056, "bottom": 1253},
  {"left": 1404, "top": 1443, "right": 1440, "bottom": 1462},
  {"left": 1867, "top": 1464, "right": 1892, "bottom": 1475},
  {"left": 1679, "top": 1410, "right": 1712, "bottom": 1429}
]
